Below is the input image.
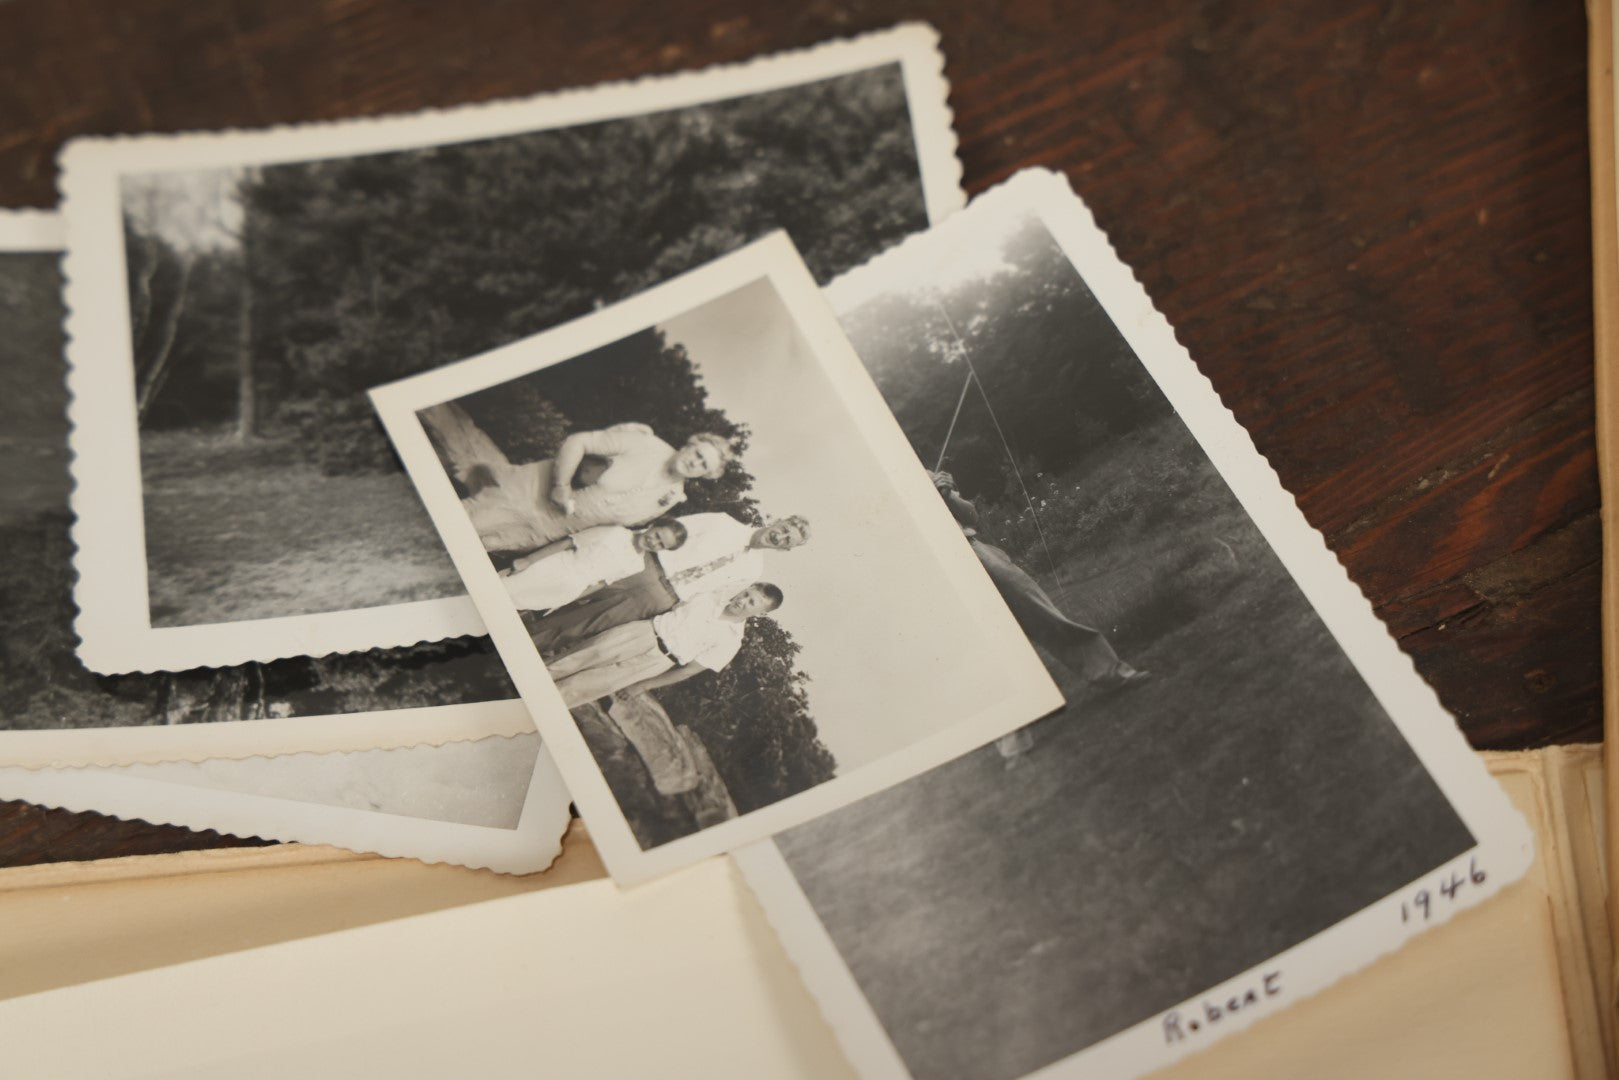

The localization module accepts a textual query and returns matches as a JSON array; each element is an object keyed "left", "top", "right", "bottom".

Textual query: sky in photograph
[
  {"left": 122, "top": 167, "right": 246, "bottom": 252},
  {"left": 658, "top": 278, "right": 1020, "bottom": 770},
  {"left": 823, "top": 206, "right": 1024, "bottom": 316}
]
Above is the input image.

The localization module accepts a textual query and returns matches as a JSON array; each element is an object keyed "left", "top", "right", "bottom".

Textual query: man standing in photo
[
  {"left": 548, "top": 583, "right": 785, "bottom": 706},
  {"left": 530, "top": 512, "right": 809, "bottom": 659}
]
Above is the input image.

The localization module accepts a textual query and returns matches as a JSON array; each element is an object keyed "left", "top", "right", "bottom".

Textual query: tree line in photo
[
  {"left": 838, "top": 216, "right": 1188, "bottom": 660},
  {"left": 446, "top": 327, "right": 838, "bottom": 820},
  {"left": 0, "top": 507, "right": 519, "bottom": 730},
  {"left": 121, "top": 66, "right": 926, "bottom": 475},
  {"left": 113, "top": 61, "right": 928, "bottom": 681},
  {"left": 1, "top": 252, "right": 511, "bottom": 729}
]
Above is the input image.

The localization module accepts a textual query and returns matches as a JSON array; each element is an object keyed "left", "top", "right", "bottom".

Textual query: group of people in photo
[
  {"left": 421, "top": 399, "right": 1147, "bottom": 715},
  {"left": 421, "top": 402, "right": 809, "bottom": 706}
]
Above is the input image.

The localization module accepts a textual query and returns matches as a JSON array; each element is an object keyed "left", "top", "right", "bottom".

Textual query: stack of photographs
[{"left": 0, "top": 21, "right": 1532, "bottom": 1080}]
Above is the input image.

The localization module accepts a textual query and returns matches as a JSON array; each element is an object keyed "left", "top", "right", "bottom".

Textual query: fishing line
[{"left": 928, "top": 293, "right": 1069, "bottom": 599}]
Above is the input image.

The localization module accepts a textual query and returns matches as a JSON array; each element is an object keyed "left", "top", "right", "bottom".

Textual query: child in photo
[{"left": 501, "top": 518, "right": 688, "bottom": 613}]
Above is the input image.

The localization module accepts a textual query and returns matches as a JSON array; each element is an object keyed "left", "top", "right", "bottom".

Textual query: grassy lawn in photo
[
  {"left": 777, "top": 417, "right": 1475, "bottom": 1080},
  {"left": 141, "top": 427, "right": 463, "bottom": 626}
]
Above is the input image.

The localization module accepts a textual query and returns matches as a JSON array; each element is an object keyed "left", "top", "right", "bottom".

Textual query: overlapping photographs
[
  {"left": 734, "top": 170, "right": 1533, "bottom": 1080},
  {"left": 0, "top": 735, "right": 572, "bottom": 874},
  {"left": 61, "top": 23, "right": 962, "bottom": 676},
  {"left": 0, "top": 211, "right": 531, "bottom": 769},
  {"left": 373, "top": 235, "right": 1062, "bottom": 883},
  {"left": 1, "top": 211, "right": 572, "bottom": 868}
]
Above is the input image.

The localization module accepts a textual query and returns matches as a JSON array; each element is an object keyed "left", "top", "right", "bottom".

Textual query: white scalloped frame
[
  {"left": 735, "top": 168, "right": 1536, "bottom": 1080},
  {"left": 0, "top": 209, "right": 65, "bottom": 251},
  {"left": 0, "top": 734, "right": 572, "bottom": 875},
  {"left": 59, "top": 22, "right": 964, "bottom": 675},
  {"left": 1, "top": 212, "right": 541, "bottom": 767}
]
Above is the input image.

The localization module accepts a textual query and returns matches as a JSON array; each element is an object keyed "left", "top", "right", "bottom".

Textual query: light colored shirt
[
  {"left": 657, "top": 513, "right": 763, "bottom": 602},
  {"left": 568, "top": 525, "right": 644, "bottom": 584},
  {"left": 653, "top": 593, "right": 747, "bottom": 672},
  {"left": 553, "top": 423, "right": 687, "bottom": 528},
  {"left": 502, "top": 526, "right": 645, "bottom": 611}
]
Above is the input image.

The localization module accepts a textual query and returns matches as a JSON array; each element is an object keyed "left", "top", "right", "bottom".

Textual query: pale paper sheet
[
  {"left": 60, "top": 22, "right": 963, "bottom": 677},
  {"left": 0, "top": 825, "right": 609, "bottom": 1003},
  {"left": 0, "top": 752, "right": 1598, "bottom": 1080},
  {"left": 0, "top": 735, "right": 572, "bottom": 874},
  {"left": 372, "top": 234, "right": 1062, "bottom": 883}
]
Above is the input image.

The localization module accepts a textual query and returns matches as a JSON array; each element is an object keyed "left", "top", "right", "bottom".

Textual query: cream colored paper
[
  {"left": 0, "top": 751, "right": 1599, "bottom": 1080},
  {"left": 0, "top": 734, "right": 572, "bottom": 874},
  {"left": 0, "top": 751, "right": 1603, "bottom": 1079}
]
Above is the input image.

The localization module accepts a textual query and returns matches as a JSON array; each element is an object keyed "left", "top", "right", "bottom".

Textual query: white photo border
[
  {"left": 60, "top": 22, "right": 963, "bottom": 675},
  {"left": 371, "top": 233, "right": 1063, "bottom": 885},
  {"left": 732, "top": 168, "right": 1536, "bottom": 1080},
  {"left": 0, "top": 210, "right": 65, "bottom": 252},
  {"left": 0, "top": 735, "right": 572, "bottom": 875},
  {"left": 0, "top": 213, "right": 536, "bottom": 766}
]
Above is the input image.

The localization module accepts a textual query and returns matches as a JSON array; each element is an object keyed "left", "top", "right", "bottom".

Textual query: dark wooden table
[{"left": 0, "top": 0, "right": 1598, "bottom": 864}]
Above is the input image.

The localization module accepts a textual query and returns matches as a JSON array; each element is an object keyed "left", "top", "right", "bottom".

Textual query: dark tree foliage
[
  {"left": 123, "top": 215, "right": 249, "bottom": 431},
  {"left": 658, "top": 617, "right": 836, "bottom": 813},
  {"left": 1, "top": 240, "right": 515, "bottom": 729},
  {"left": 838, "top": 216, "right": 1173, "bottom": 503},
  {"left": 135, "top": 66, "right": 926, "bottom": 459}
]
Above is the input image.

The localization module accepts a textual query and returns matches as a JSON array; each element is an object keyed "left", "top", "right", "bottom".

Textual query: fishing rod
[{"left": 926, "top": 292, "right": 1069, "bottom": 600}]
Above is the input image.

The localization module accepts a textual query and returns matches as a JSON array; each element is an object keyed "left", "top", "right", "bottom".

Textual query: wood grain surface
[{"left": 0, "top": 1, "right": 1598, "bottom": 864}]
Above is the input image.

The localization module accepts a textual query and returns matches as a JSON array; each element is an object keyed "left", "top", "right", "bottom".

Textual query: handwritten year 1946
[{"left": 1401, "top": 856, "right": 1487, "bottom": 923}]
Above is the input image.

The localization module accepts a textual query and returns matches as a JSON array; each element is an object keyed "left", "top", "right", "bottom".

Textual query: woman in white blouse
[{"left": 421, "top": 402, "right": 732, "bottom": 553}]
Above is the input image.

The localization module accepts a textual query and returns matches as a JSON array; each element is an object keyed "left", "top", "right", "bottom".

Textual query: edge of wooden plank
[{"left": 1586, "top": 0, "right": 1619, "bottom": 1025}]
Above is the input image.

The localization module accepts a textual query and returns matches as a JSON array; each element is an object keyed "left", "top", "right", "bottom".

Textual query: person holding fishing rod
[
  {"left": 931, "top": 469, "right": 1150, "bottom": 692},
  {"left": 921, "top": 292, "right": 1147, "bottom": 692}
]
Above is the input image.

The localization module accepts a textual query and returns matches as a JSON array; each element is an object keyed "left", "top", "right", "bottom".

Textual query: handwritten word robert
[{"left": 1162, "top": 971, "right": 1282, "bottom": 1044}]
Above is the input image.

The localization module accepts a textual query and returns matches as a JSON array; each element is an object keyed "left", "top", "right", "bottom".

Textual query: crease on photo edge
[
  {"left": 822, "top": 164, "right": 1534, "bottom": 856},
  {"left": 50, "top": 20, "right": 958, "bottom": 676},
  {"left": 0, "top": 733, "right": 572, "bottom": 876}
]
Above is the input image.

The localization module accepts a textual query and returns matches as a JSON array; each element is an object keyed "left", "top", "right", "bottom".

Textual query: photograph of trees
[
  {"left": 440, "top": 327, "right": 837, "bottom": 850},
  {"left": 1, "top": 251, "right": 515, "bottom": 731},
  {"left": 121, "top": 65, "right": 928, "bottom": 627}
]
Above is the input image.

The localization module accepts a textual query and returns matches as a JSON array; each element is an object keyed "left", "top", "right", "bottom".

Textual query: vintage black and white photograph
[
  {"left": 734, "top": 171, "right": 1533, "bottom": 1080},
  {"left": 0, "top": 212, "right": 539, "bottom": 771},
  {"left": 61, "top": 24, "right": 962, "bottom": 675},
  {"left": 373, "top": 236, "right": 1062, "bottom": 883}
]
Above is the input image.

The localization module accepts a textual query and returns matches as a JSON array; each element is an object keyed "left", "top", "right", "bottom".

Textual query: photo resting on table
[
  {"left": 60, "top": 23, "right": 963, "bottom": 675},
  {"left": 0, "top": 212, "right": 573, "bottom": 871},
  {"left": 0, "top": 211, "right": 535, "bottom": 765},
  {"left": 372, "top": 234, "right": 1063, "bottom": 884},
  {"left": 732, "top": 170, "right": 1533, "bottom": 1080}
]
